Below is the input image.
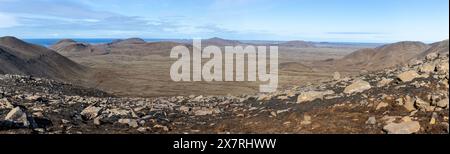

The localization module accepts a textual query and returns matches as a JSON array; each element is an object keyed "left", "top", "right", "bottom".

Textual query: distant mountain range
[
  {"left": 1, "top": 36, "right": 448, "bottom": 82},
  {"left": 23, "top": 37, "right": 384, "bottom": 48}
]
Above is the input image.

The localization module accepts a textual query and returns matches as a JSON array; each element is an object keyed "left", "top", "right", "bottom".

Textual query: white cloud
[{"left": 0, "top": 12, "right": 19, "bottom": 28}]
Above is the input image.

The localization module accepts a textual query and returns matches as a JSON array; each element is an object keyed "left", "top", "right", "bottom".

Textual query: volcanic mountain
[{"left": 0, "top": 36, "right": 87, "bottom": 81}]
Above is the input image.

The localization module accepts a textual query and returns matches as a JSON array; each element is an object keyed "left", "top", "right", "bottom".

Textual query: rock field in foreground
[{"left": 1, "top": 53, "right": 448, "bottom": 134}]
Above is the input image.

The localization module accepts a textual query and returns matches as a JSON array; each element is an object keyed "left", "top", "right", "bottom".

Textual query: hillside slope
[{"left": 0, "top": 36, "right": 87, "bottom": 81}]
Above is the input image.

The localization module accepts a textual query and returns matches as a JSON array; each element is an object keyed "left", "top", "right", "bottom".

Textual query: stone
[
  {"left": 153, "top": 124, "right": 169, "bottom": 131},
  {"left": 344, "top": 80, "right": 371, "bottom": 94},
  {"left": 436, "top": 98, "right": 449, "bottom": 108},
  {"left": 333, "top": 72, "right": 341, "bottom": 80},
  {"left": 106, "top": 108, "right": 129, "bottom": 117},
  {"left": 277, "top": 95, "right": 290, "bottom": 100},
  {"left": 194, "top": 108, "right": 213, "bottom": 116},
  {"left": 401, "top": 116, "right": 412, "bottom": 122},
  {"left": 443, "top": 123, "right": 449, "bottom": 133},
  {"left": 179, "top": 106, "right": 191, "bottom": 113},
  {"left": 297, "top": 90, "right": 334, "bottom": 103},
  {"left": 376, "top": 102, "right": 389, "bottom": 110},
  {"left": 429, "top": 117, "right": 436, "bottom": 125},
  {"left": 257, "top": 94, "right": 272, "bottom": 101},
  {"left": 118, "top": 119, "right": 139, "bottom": 128},
  {"left": 80, "top": 106, "right": 102, "bottom": 120},
  {"left": 415, "top": 97, "right": 433, "bottom": 111},
  {"left": 5, "top": 107, "right": 30, "bottom": 127},
  {"left": 436, "top": 61, "right": 449, "bottom": 74},
  {"left": 137, "top": 127, "right": 150, "bottom": 132},
  {"left": 396, "top": 98, "right": 404, "bottom": 105},
  {"left": 377, "top": 78, "right": 393, "bottom": 87},
  {"left": 383, "top": 121, "right": 421, "bottom": 134},
  {"left": 300, "top": 115, "right": 312, "bottom": 125},
  {"left": 93, "top": 117, "right": 102, "bottom": 125},
  {"left": 61, "top": 119, "right": 70, "bottom": 124},
  {"left": 397, "top": 70, "right": 420, "bottom": 82},
  {"left": 270, "top": 111, "right": 277, "bottom": 117},
  {"left": 0, "top": 98, "right": 13, "bottom": 109},
  {"left": 426, "top": 52, "right": 438, "bottom": 61},
  {"left": 366, "top": 116, "right": 377, "bottom": 125},
  {"left": 25, "top": 95, "right": 41, "bottom": 101},
  {"left": 403, "top": 96, "right": 416, "bottom": 111},
  {"left": 419, "top": 63, "right": 436, "bottom": 73},
  {"left": 32, "top": 112, "right": 44, "bottom": 118}
]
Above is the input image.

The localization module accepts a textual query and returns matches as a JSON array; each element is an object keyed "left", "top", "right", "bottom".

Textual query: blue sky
[{"left": 0, "top": 0, "right": 448, "bottom": 43}]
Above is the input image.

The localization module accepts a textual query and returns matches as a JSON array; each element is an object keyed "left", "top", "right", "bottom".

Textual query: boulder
[
  {"left": 419, "top": 63, "right": 435, "bottom": 73},
  {"left": 194, "top": 108, "right": 214, "bottom": 116},
  {"left": 426, "top": 52, "right": 438, "bottom": 61},
  {"left": 376, "top": 102, "right": 389, "bottom": 110},
  {"left": 415, "top": 97, "right": 433, "bottom": 111},
  {"left": 80, "top": 106, "right": 102, "bottom": 120},
  {"left": 0, "top": 98, "right": 13, "bottom": 109},
  {"left": 300, "top": 115, "right": 312, "bottom": 125},
  {"left": 383, "top": 121, "right": 421, "bottom": 134},
  {"left": 366, "top": 116, "right": 377, "bottom": 125},
  {"left": 403, "top": 96, "right": 416, "bottom": 111},
  {"left": 4, "top": 107, "right": 30, "bottom": 127},
  {"left": 436, "top": 98, "right": 449, "bottom": 108},
  {"left": 297, "top": 90, "right": 334, "bottom": 103},
  {"left": 377, "top": 78, "right": 393, "bottom": 87},
  {"left": 397, "top": 70, "right": 420, "bottom": 82},
  {"left": 436, "top": 61, "right": 449, "bottom": 74},
  {"left": 118, "top": 119, "right": 139, "bottom": 128},
  {"left": 344, "top": 80, "right": 371, "bottom": 94}
]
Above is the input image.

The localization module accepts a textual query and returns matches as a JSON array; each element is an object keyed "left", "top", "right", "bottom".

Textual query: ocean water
[{"left": 23, "top": 38, "right": 167, "bottom": 47}]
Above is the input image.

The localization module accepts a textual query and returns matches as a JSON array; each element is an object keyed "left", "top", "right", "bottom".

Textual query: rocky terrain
[{"left": 1, "top": 50, "right": 448, "bottom": 134}]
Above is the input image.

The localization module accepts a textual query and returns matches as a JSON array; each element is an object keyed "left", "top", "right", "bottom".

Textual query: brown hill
[
  {"left": 0, "top": 36, "right": 87, "bottom": 80},
  {"left": 416, "top": 39, "right": 449, "bottom": 59},
  {"left": 330, "top": 41, "right": 430, "bottom": 71}
]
